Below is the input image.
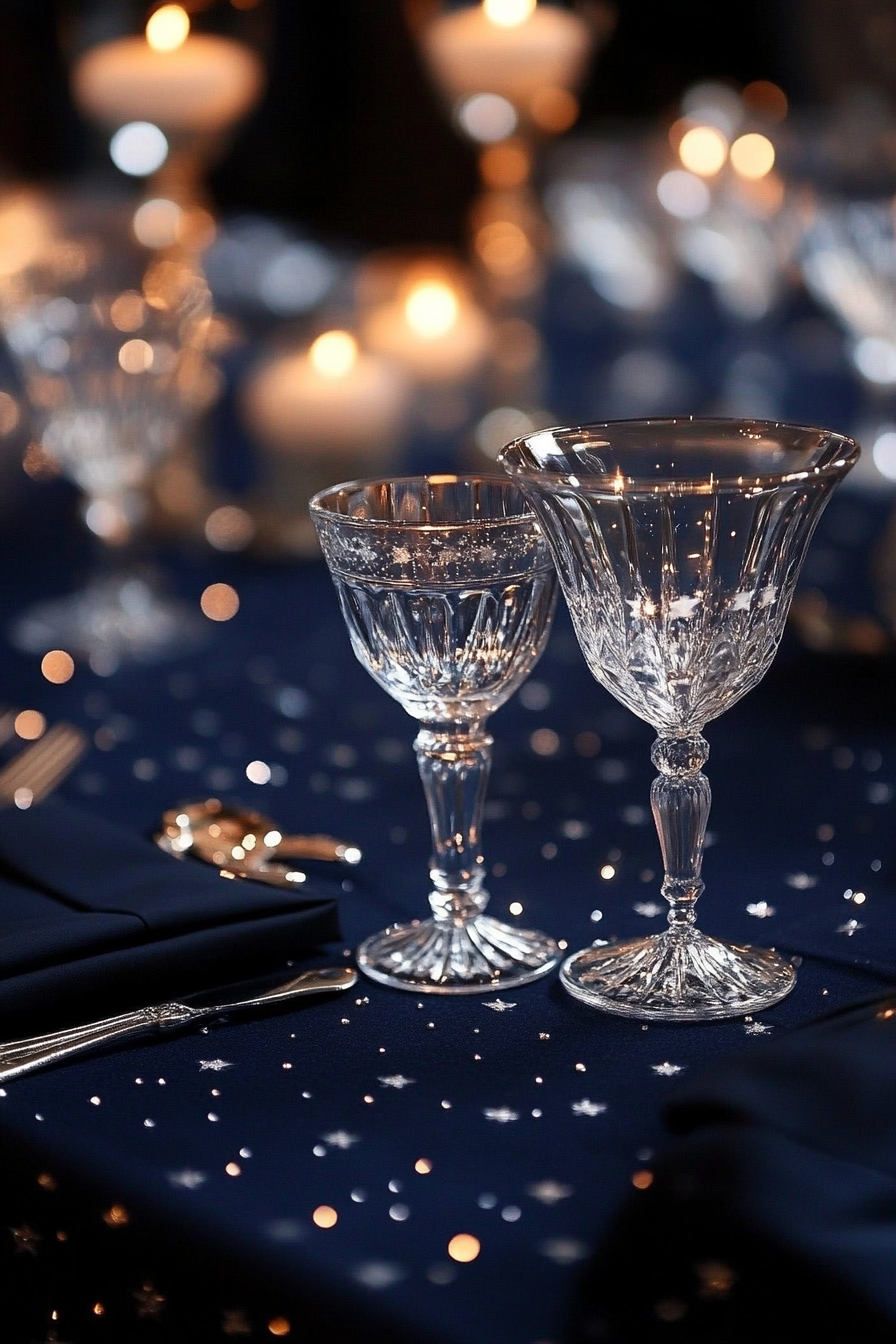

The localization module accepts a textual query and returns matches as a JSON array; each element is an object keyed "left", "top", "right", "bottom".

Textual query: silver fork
[{"left": 0, "top": 721, "right": 88, "bottom": 809}]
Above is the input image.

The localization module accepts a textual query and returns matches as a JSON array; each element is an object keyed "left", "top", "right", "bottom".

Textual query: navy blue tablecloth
[{"left": 0, "top": 540, "right": 894, "bottom": 1343}]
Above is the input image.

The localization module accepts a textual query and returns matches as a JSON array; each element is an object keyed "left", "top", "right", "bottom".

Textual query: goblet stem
[
  {"left": 650, "top": 734, "right": 711, "bottom": 932},
  {"left": 415, "top": 723, "right": 492, "bottom": 923}
]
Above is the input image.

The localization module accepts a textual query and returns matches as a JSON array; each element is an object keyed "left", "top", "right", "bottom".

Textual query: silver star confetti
[
  {"left": 652, "top": 1062, "right": 685, "bottom": 1077},
  {"left": 746, "top": 901, "right": 775, "bottom": 918},
  {"left": 483, "top": 1000, "right": 517, "bottom": 1012},
  {"left": 483, "top": 1107, "right": 520, "bottom": 1123},
  {"left": 744, "top": 1022, "right": 773, "bottom": 1035},
  {"left": 571, "top": 1099, "right": 607, "bottom": 1117},
  {"left": 837, "top": 919, "right": 865, "bottom": 936},
  {"left": 633, "top": 901, "right": 664, "bottom": 918},
  {"left": 198, "top": 1059, "right": 233, "bottom": 1071},
  {"left": 167, "top": 1170, "right": 207, "bottom": 1189},
  {"left": 377, "top": 1075, "right": 416, "bottom": 1089},
  {"left": 527, "top": 1181, "right": 574, "bottom": 1205},
  {"left": 322, "top": 1130, "right": 361, "bottom": 1149}
]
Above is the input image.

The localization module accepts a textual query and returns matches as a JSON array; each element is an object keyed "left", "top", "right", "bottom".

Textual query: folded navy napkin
[
  {"left": 569, "top": 992, "right": 896, "bottom": 1344},
  {"left": 0, "top": 797, "right": 341, "bottom": 1032}
]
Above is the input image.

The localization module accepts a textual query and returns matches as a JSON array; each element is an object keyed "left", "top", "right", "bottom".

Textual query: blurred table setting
[{"left": 1, "top": 2, "right": 896, "bottom": 1342}]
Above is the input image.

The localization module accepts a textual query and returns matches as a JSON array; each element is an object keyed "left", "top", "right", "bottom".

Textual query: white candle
[
  {"left": 242, "top": 332, "right": 411, "bottom": 456},
  {"left": 361, "top": 277, "right": 491, "bottom": 383},
  {"left": 71, "top": 5, "right": 264, "bottom": 135},
  {"left": 421, "top": 1, "right": 593, "bottom": 108}
]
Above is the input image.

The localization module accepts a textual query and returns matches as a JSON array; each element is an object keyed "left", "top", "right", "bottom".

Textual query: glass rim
[
  {"left": 308, "top": 473, "right": 539, "bottom": 530},
  {"left": 498, "top": 416, "right": 860, "bottom": 493}
]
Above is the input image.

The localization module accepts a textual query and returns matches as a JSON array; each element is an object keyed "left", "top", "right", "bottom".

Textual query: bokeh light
[
  {"left": 0, "top": 391, "right": 20, "bottom": 435},
  {"left": 656, "top": 169, "right": 710, "bottom": 219},
  {"left": 118, "top": 338, "right": 154, "bottom": 373},
  {"left": 110, "top": 122, "right": 169, "bottom": 177},
  {"left": 145, "top": 5, "right": 190, "bottom": 52},
  {"left": 479, "top": 141, "right": 531, "bottom": 189},
  {"left": 678, "top": 125, "right": 728, "bottom": 176},
  {"left": 309, "top": 330, "right": 358, "bottom": 378},
  {"left": 205, "top": 505, "right": 256, "bottom": 552},
  {"left": 15, "top": 710, "right": 46, "bottom": 740},
  {"left": 457, "top": 93, "right": 518, "bottom": 143},
  {"left": 200, "top": 583, "right": 240, "bottom": 621},
  {"left": 475, "top": 219, "right": 533, "bottom": 274},
  {"left": 730, "top": 132, "right": 775, "bottom": 179},
  {"left": 742, "top": 79, "right": 788, "bottom": 122},
  {"left": 529, "top": 87, "right": 579, "bottom": 134},
  {"left": 872, "top": 429, "right": 896, "bottom": 479},
  {"left": 41, "top": 650, "right": 75, "bottom": 684},
  {"left": 133, "top": 198, "right": 183, "bottom": 249},
  {"left": 404, "top": 281, "right": 459, "bottom": 339},
  {"left": 312, "top": 1205, "right": 338, "bottom": 1228},
  {"left": 110, "top": 292, "right": 146, "bottom": 332},
  {"left": 447, "top": 1233, "right": 480, "bottom": 1262}
]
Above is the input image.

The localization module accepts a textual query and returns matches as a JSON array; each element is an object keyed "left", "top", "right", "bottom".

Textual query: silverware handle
[{"left": 0, "top": 1003, "right": 196, "bottom": 1083}]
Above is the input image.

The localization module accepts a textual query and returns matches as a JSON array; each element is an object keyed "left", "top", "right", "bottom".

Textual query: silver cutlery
[
  {"left": 0, "top": 965, "right": 357, "bottom": 1082},
  {"left": 0, "top": 721, "right": 88, "bottom": 809},
  {"left": 155, "top": 799, "right": 362, "bottom": 889}
]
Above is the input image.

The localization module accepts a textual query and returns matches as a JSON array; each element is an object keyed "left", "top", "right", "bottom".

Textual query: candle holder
[{"left": 0, "top": 188, "right": 219, "bottom": 671}]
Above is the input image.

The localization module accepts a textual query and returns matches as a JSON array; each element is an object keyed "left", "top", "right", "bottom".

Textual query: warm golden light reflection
[
  {"left": 679, "top": 125, "right": 728, "bottom": 176},
  {"left": 474, "top": 219, "right": 533, "bottom": 274},
  {"left": 448, "top": 1233, "right": 481, "bottom": 1262},
  {"left": 480, "top": 140, "right": 531, "bottom": 189},
  {"left": 22, "top": 441, "right": 61, "bottom": 480},
  {"left": 133, "top": 197, "right": 182, "bottom": 249},
  {"left": 110, "top": 291, "right": 146, "bottom": 332},
  {"left": 267, "top": 1319, "right": 291, "bottom": 1337},
  {"left": 312, "top": 1205, "right": 338, "bottom": 1229},
  {"left": 41, "top": 650, "right": 75, "bottom": 684},
  {"left": 200, "top": 583, "right": 240, "bottom": 621},
  {"left": 309, "top": 330, "right": 358, "bottom": 378},
  {"left": 102, "top": 1205, "right": 130, "bottom": 1226},
  {"left": 483, "top": 0, "right": 536, "bottom": 27},
  {"left": 529, "top": 86, "right": 579, "bottom": 133},
  {"left": 730, "top": 132, "right": 775, "bottom": 179},
  {"left": 204, "top": 505, "right": 256, "bottom": 552},
  {"left": 404, "top": 281, "right": 459, "bottom": 339},
  {"left": 631, "top": 1169, "right": 654, "bottom": 1189},
  {"left": 15, "top": 710, "right": 46, "bottom": 740},
  {"left": 118, "top": 338, "right": 154, "bottom": 373},
  {"left": 742, "top": 79, "right": 788, "bottom": 122},
  {"left": 145, "top": 4, "right": 190, "bottom": 53},
  {"left": 0, "top": 391, "right": 19, "bottom": 436}
]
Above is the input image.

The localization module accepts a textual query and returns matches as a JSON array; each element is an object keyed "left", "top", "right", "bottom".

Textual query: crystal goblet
[
  {"left": 311, "top": 474, "right": 561, "bottom": 993},
  {"left": 499, "top": 418, "right": 858, "bottom": 1021}
]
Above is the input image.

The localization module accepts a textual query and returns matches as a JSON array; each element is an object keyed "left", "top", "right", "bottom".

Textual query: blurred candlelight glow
[
  {"left": 480, "top": 140, "right": 531, "bottom": 189},
  {"left": 475, "top": 218, "right": 533, "bottom": 273},
  {"left": 529, "top": 86, "right": 579, "bottom": 133},
  {"left": 146, "top": 5, "right": 190, "bottom": 53},
  {"left": 484, "top": 0, "right": 536, "bottom": 27},
  {"left": 15, "top": 710, "right": 46, "bottom": 740},
  {"left": 41, "top": 650, "right": 75, "bottom": 683},
  {"left": 730, "top": 132, "right": 775, "bottom": 180},
  {"left": 309, "top": 331, "right": 358, "bottom": 379},
  {"left": 404, "top": 281, "right": 459, "bottom": 339},
  {"left": 110, "top": 122, "right": 169, "bottom": 177},
  {"left": 678, "top": 125, "right": 728, "bottom": 177},
  {"left": 457, "top": 93, "right": 518, "bottom": 143},
  {"left": 133, "top": 198, "right": 183, "bottom": 248},
  {"left": 118, "top": 338, "right": 154, "bottom": 373},
  {"left": 656, "top": 169, "right": 710, "bottom": 219}
]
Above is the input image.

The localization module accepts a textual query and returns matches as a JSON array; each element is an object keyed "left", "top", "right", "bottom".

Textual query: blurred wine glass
[{"left": 0, "top": 186, "right": 219, "bottom": 672}]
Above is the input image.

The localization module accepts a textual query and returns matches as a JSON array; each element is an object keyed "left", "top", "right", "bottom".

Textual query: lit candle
[
  {"left": 421, "top": 1, "right": 594, "bottom": 110},
  {"left": 71, "top": 4, "right": 264, "bottom": 136},
  {"left": 242, "top": 331, "right": 411, "bottom": 456},
  {"left": 361, "top": 277, "right": 492, "bottom": 383}
]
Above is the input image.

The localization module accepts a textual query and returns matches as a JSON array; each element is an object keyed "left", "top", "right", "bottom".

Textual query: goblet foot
[
  {"left": 9, "top": 571, "right": 208, "bottom": 673},
  {"left": 357, "top": 915, "right": 561, "bottom": 994},
  {"left": 560, "top": 927, "right": 795, "bottom": 1022}
]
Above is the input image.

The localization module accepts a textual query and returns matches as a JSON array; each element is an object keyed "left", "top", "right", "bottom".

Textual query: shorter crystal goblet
[{"left": 311, "top": 474, "right": 561, "bottom": 993}]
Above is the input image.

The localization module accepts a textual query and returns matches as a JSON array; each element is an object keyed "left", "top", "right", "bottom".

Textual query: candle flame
[
  {"left": 404, "top": 281, "right": 459, "bottom": 340},
  {"left": 309, "top": 330, "right": 358, "bottom": 378},
  {"left": 146, "top": 4, "right": 190, "bottom": 53},
  {"left": 483, "top": 0, "right": 536, "bottom": 27}
]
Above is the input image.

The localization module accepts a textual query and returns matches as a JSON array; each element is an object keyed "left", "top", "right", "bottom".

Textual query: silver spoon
[
  {"left": 155, "top": 799, "right": 362, "bottom": 889},
  {"left": 0, "top": 965, "right": 357, "bottom": 1082}
]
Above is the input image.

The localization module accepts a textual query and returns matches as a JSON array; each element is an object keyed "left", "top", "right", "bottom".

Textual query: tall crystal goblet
[
  {"left": 311, "top": 474, "right": 561, "bottom": 993},
  {"left": 499, "top": 418, "right": 858, "bottom": 1021}
]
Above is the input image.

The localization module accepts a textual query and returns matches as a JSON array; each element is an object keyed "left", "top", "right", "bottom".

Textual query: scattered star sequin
[
  {"left": 9, "top": 1224, "right": 41, "bottom": 1255},
  {"left": 198, "top": 1059, "right": 233, "bottom": 1071},
  {"left": 483, "top": 999, "right": 517, "bottom": 1012},
  {"left": 527, "top": 1181, "right": 574, "bottom": 1205},
  {"left": 378, "top": 1075, "right": 416, "bottom": 1089},
  {"left": 746, "top": 901, "right": 775, "bottom": 918},
  {"left": 744, "top": 1021, "right": 773, "bottom": 1035},
  {"left": 167, "top": 1170, "right": 207, "bottom": 1190},
  {"left": 483, "top": 1107, "right": 519, "bottom": 1123},
  {"left": 652, "top": 1062, "right": 685, "bottom": 1077},
  {"left": 322, "top": 1131, "right": 361, "bottom": 1149},
  {"left": 133, "top": 1283, "right": 166, "bottom": 1319},
  {"left": 571, "top": 1099, "right": 607, "bottom": 1117},
  {"left": 837, "top": 919, "right": 865, "bottom": 935}
]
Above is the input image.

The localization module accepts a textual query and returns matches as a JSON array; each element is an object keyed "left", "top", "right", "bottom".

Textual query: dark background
[{"left": 2, "top": 0, "right": 894, "bottom": 252}]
